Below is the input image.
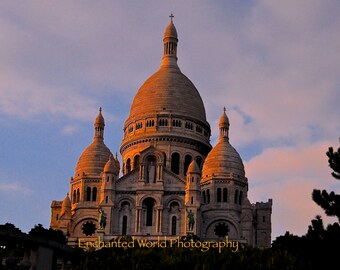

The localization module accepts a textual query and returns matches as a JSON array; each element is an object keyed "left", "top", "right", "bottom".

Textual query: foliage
[
  {"left": 312, "top": 146, "right": 340, "bottom": 221},
  {"left": 326, "top": 147, "right": 340, "bottom": 179},
  {"left": 28, "top": 223, "right": 67, "bottom": 244}
]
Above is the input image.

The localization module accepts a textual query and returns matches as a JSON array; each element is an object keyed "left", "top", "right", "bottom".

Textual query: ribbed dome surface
[
  {"left": 75, "top": 140, "right": 112, "bottom": 176},
  {"left": 164, "top": 21, "right": 177, "bottom": 39},
  {"left": 127, "top": 66, "right": 207, "bottom": 122},
  {"left": 201, "top": 138, "right": 245, "bottom": 181}
]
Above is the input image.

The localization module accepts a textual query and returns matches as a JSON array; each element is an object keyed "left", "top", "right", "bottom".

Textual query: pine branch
[{"left": 326, "top": 147, "right": 340, "bottom": 180}]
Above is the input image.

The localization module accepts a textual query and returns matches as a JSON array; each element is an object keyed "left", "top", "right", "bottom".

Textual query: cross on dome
[{"left": 169, "top": 13, "right": 174, "bottom": 22}]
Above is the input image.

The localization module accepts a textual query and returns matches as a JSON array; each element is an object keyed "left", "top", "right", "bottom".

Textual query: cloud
[
  {"left": 0, "top": 181, "right": 33, "bottom": 195},
  {"left": 245, "top": 141, "right": 340, "bottom": 238},
  {"left": 61, "top": 125, "right": 79, "bottom": 136}
]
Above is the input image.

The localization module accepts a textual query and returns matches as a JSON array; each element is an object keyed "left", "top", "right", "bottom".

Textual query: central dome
[
  {"left": 121, "top": 17, "right": 211, "bottom": 162},
  {"left": 127, "top": 66, "right": 207, "bottom": 122},
  {"left": 126, "top": 19, "right": 206, "bottom": 125}
]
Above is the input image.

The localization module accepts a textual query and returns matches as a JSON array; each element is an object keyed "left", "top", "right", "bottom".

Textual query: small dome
[
  {"left": 104, "top": 155, "right": 118, "bottom": 175},
  {"left": 187, "top": 160, "right": 201, "bottom": 174},
  {"left": 60, "top": 193, "right": 71, "bottom": 216},
  {"left": 94, "top": 107, "right": 105, "bottom": 127},
  {"left": 164, "top": 20, "right": 178, "bottom": 39},
  {"left": 61, "top": 193, "right": 71, "bottom": 209},
  {"left": 75, "top": 109, "right": 112, "bottom": 176},
  {"left": 75, "top": 141, "right": 112, "bottom": 176},
  {"left": 201, "top": 138, "right": 245, "bottom": 182}
]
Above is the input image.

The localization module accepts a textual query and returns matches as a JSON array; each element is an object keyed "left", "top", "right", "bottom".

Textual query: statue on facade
[
  {"left": 147, "top": 160, "right": 156, "bottom": 183},
  {"left": 98, "top": 209, "right": 107, "bottom": 230},
  {"left": 187, "top": 209, "right": 195, "bottom": 231}
]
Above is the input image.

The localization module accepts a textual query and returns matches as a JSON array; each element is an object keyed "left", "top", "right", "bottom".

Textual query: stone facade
[{"left": 50, "top": 17, "right": 272, "bottom": 248}]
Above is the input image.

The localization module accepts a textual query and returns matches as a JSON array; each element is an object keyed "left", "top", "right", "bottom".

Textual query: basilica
[{"left": 50, "top": 17, "right": 272, "bottom": 248}]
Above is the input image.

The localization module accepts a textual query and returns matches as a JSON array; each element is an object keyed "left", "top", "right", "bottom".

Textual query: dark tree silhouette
[
  {"left": 326, "top": 146, "right": 340, "bottom": 179},
  {"left": 29, "top": 224, "right": 66, "bottom": 244},
  {"left": 312, "top": 146, "right": 340, "bottom": 221},
  {"left": 312, "top": 189, "right": 340, "bottom": 221}
]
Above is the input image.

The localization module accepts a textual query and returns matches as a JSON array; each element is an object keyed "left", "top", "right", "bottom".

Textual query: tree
[
  {"left": 29, "top": 224, "right": 66, "bottom": 244},
  {"left": 312, "top": 146, "right": 340, "bottom": 221},
  {"left": 326, "top": 146, "right": 340, "bottom": 179}
]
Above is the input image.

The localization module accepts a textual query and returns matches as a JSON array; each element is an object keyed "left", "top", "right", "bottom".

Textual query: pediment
[
  {"left": 116, "top": 169, "right": 139, "bottom": 187},
  {"left": 163, "top": 167, "right": 186, "bottom": 187}
]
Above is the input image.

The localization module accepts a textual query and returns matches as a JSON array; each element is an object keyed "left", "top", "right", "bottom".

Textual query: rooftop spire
[
  {"left": 94, "top": 107, "right": 105, "bottom": 140},
  {"left": 161, "top": 14, "right": 178, "bottom": 68},
  {"left": 219, "top": 107, "right": 230, "bottom": 140}
]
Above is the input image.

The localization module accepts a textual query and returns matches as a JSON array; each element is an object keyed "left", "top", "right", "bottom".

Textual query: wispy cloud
[
  {"left": 0, "top": 181, "right": 33, "bottom": 195},
  {"left": 245, "top": 141, "right": 340, "bottom": 237}
]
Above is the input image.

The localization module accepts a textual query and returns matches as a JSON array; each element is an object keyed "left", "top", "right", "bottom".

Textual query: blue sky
[{"left": 0, "top": 0, "right": 339, "bottom": 241}]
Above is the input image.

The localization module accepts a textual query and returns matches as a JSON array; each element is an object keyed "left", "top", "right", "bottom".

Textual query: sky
[{"left": 0, "top": 0, "right": 339, "bottom": 241}]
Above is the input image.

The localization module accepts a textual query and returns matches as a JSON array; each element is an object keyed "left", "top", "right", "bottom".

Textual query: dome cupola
[
  {"left": 201, "top": 108, "right": 245, "bottom": 181},
  {"left": 121, "top": 15, "right": 211, "bottom": 163},
  {"left": 75, "top": 108, "right": 112, "bottom": 177}
]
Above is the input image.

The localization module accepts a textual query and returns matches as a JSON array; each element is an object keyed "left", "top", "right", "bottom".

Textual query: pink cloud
[{"left": 245, "top": 142, "right": 340, "bottom": 238}]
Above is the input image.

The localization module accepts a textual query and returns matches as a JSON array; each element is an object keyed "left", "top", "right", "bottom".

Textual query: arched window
[
  {"left": 202, "top": 190, "right": 206, "bottom": 203},
  {"left": 76, "top": 189, "right": 80, "bottom": 203},
  {"left": 92, "top": 187, "right": 97, "bottom": 201},
  {"left": 171, "top": 216, "right": 177, "bottom": 235},
  {"left": 239, "top": 191, "right": 243, "bottom": 205},
  {"left": 126, "top": 158, "right": 131, "bottom": 173},
  {"left": 223, "top": 188, "right": 228, "bottom": 202},
  {"left": 191, "top": 196, "right": 194, "bottom": 204},
  {"left": 184, "top": 155, "right": 192, "bottom": 175},
  {"left": 122, "top": 215, "right": 128, "bottom": 235},
  {"left": 73, "top": 190, "right": 77, "bottom": 203},
  {"left": 171, "top": 153, "right": 180, "bottom": 174},
  {"left": 217, "top": 188, "right": 222, "bottom": 203},
  {"left": 144, "top": 198, "right": 155, "bottom": 226},
  {"left": 134, "top": 155, "right": 140, "bottom": 169},
  {"left": 56, "top": 214, "right": 59, "bottom": 221},
  {"left": 234, "top": 190, "right": 239, "bottom": 204},
  {"left": 86, "top": 187, "right": 91, "bottom": 201},
  {"left": 105, "top": 196, "right": 108, "bottom": 203},
  {"left": 207, "top": 189, "right": 210, "bottom": 204}
]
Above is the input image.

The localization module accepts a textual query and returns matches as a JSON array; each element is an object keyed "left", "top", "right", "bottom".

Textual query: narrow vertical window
[
  {"left": 76, "top": 189, "right": 80, "bottom": 203},
  {"left": 86, "top": 187, "right": 91, "bottom": 201},
  {"left": 73, "top": 190, "right": 77, "bottom": 203},
  {"left": 234, "top": 190, "right": 239, "bottom": 204},
  {"left": 122, "top": 215, "right": 127, "bottom": 235},
  {"left": 171, "top": 216, "right": 177, "bottom": 235},
  {"left": 171, "top": 153, "right": 180, "bottom": 174},
  {"left": 126, "top": 158, "right": 131, "bottom": 173},
  {"left": 223, "top": 188, "right": 228, "bottom": 202},
  {"left": 239, "top": 191, "right": 243, "bottom": 205},
  {"left": 92, "top": 187, "right": 97, "bottom": 201}
]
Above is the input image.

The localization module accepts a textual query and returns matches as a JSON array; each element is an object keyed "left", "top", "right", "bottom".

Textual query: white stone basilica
[{"left": 50, "top": 17, "right": 272, "bottom": 248}]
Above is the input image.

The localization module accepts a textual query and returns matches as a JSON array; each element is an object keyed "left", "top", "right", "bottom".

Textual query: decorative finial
[
  {"left": 99, "top": 107, "right": 102, "bottom": 113},
  {"left": 169, "top": 13, "right": 174, "bottom": 22},
  {"left": 223, "top": 107, "right": 226, "bottom": 113},
  {"left": 67, "top": 192, "right": 69, "bottom": 197}
]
